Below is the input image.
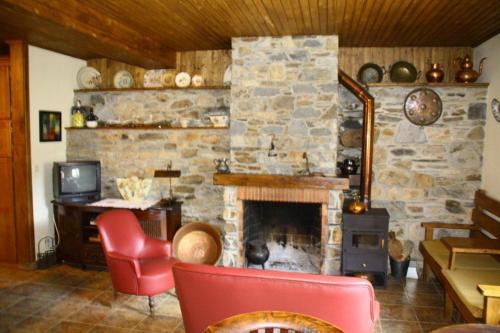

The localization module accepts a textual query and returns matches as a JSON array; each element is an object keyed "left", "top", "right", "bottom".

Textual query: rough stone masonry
[{"left": 223, "top": 35, "right": 344, "bottom": 274}]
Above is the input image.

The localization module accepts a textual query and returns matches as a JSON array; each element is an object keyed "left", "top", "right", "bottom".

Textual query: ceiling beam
[{"left": 0, "top": 0, "right": 176, "bottom": 69}]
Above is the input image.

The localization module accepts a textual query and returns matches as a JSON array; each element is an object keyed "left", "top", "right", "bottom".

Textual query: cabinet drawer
[
  {"left": 343, "top": 253, "right": 386, "bottom": 272},
  {"left": 82, "top": 245, "right": 106, "bottom": 266}
]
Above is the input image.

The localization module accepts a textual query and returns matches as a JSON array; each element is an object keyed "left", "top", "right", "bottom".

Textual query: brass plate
[{"left": 403, "top": 88, "right": 442, "bottom": 126}]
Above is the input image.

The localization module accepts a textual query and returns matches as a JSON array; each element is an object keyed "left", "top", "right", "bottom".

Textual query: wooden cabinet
[
  {"left": 53, "top": 200, "right": 182, "bottom": 269},
  {"left": 341, "top": 208, "right": 389, "bottom": 287}
]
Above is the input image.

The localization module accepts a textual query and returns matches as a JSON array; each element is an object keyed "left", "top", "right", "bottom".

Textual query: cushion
[
  {"left": 421, "top": 240, "right": 500, "bottom": 270},
  {"left": 442, "top": 269, "right": 500, "bottom": 318}
]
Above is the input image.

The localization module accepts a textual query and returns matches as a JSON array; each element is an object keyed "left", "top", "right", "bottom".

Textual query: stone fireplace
[
  {"left": 244, "top": 200, "right": 322, "bottom": 273},
  {"left": 219, "top": 35, "right": 343, "bottom": 274},
  {"left": 217, "top": 175, "right": 348, "bottom": 275}
]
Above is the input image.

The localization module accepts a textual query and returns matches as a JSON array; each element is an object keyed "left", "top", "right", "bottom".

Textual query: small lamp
[{"left": 154, "top": 161, "right": 181, "bottom": 204}]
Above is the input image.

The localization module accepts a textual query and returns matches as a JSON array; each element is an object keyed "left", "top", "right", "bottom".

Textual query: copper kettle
[{"left": 455, "top": 55, "right": 486, "bottom": 83}]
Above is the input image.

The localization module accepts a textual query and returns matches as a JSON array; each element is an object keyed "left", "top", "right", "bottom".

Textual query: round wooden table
[
  {"left": 431, "top": 324, "right": 500, "bottom": 333},
  {"left": 205, "top": 311, "right": 344, "bottom": 333}
]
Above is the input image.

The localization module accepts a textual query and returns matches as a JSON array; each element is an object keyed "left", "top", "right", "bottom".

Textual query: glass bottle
[{"left": 71, "top": 100, "right": 85, "bottom": 128}]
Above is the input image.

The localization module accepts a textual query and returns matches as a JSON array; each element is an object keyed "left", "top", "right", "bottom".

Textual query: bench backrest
[{"left": 472, "top": 190, "right": 500, "bottom": 239}]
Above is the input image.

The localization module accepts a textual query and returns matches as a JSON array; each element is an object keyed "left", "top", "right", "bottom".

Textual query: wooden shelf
[
  {"left": 74, "top": 86, "right": 230, "bottom": 93},
  {"left": 65, "top": 125, "right": 228, "bottom": 130},
  {"left": 367, "top": 82, "right": 489, "bottom": 88},
  {"left": 213, "top": 173, "right": 350, "bottom": 190}
]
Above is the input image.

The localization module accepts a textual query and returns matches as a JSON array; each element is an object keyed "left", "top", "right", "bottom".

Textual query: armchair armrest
[
  {"left": 420, "top": 222, "right": 479, "bottom": 240},
  {"left": 478, "top": 285, "right": 500, "bottom": 324},
  {"left": 106, "top": 251, "right": 141, "bottom": 276},
  {"left": 141, "top": 237, "right": 173, "bottom": 259}
]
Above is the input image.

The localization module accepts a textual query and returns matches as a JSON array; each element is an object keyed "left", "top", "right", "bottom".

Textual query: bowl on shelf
[
  {"left": 208, "top": 115, "right": 229, "bottom": 128},
  {"left": 116, "top": 176, "right": 152, "bottom": 202}
]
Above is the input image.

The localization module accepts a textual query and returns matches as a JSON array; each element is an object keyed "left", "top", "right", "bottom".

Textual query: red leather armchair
[
  {"left": 173, "top": 262, "right": 380, "bottom": 333},
  {"left": 96, "top": 209, "right": 177, "bottom": 314}
]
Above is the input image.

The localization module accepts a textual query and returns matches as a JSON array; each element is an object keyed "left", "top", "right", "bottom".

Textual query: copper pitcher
[
  {"left": 425, "top": 63, "right": 445, "bottom": 83},
  {"left": 455, "top": 55, "right": 487, "bottom": 83}
]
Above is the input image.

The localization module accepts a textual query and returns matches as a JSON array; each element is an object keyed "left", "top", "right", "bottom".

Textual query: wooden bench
[{"left": 419, "top": 190, "right": 500, "bottom": 324}]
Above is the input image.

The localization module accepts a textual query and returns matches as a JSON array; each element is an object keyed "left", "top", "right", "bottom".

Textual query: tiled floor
[{"left": 0, "top": 264, "right": 457, "bottom": 332}]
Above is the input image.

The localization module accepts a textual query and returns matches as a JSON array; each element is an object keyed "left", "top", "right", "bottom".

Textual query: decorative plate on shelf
[
  {"left": 403, "top": 88, "right": 442, "bottom": 126},
  {"left": 161, "top": 70, "right": 176, "bottom": 87},
  {"left": 492, "top": 98, "right": 500, "bottom": 122},
  {"left": 175, "top": 72, "right": 191, "bottom": 88},
  {"left": 143, "top": 69, "right": 166, "bottom": 88},
  {"left": 77, "top": 66, "right": 102, "bottom": 89},
  {"left": 223, "top": 65, "right": 232, "bottom": 86},
  {"left": 191, "top": 74, "right": 204, "bottom": 87},
  {"left": 113, "top": 70, "right": 134, "bottom": 88}
]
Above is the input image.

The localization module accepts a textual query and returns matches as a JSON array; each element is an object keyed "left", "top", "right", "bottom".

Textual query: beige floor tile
[
  {"left": 0, "top": 292, "right": 25, "bottom": 310},
  {"left": 89, "top": 326, "right": 131, "bottom": 333},
  {"left": 414, "top": 306, "right": 453, "bottom": 324},
  {"left": 49, "top": 320, "right": 94, "bottom": 333},
  {"left": 382, "top": 320, "right": 422, "bottom": 333},
  {"left": 67, "top": 305, "right": 114, "bottom": 323},
  {"left": 35, "top": 298, "right": 86, "bottom": 319},
  {"left": 376, "top": 290, "right": 411, "bottom": 305},
  {"left": 407, "top": 292, "right": 444, "bottom": 307},
  {"left": 135, "top": 315, "right": 182, "bottom": 332},
  {"left": 62, "top": 288, "right": 104, "bottom": 304},
  {"left": 3, "top": 297, "right": 53, "bottom": 315},
  {"left": 9, "top": 315, "right": 60, "bottom": 333},
  {"left": 101, "top": 309, "right": 148, "bottom": 329},
  {"left": 0, "top": 312, "right": 30, "bottom": 332},
  {"left": 381, "top": 304, "right": 418, "bottom": 322}
]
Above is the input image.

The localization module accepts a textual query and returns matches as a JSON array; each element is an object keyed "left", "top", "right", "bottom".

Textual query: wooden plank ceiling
[{"left": 0, "top": 0, "right": 499, "bottom": 68}]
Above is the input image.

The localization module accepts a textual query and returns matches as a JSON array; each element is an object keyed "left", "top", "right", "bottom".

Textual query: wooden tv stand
[{"left": 52, "top": 200, "right": 182, "bottom": 269}]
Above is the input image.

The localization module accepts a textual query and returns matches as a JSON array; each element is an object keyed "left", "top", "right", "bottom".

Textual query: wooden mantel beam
[{"left": 0, "top": 0, "right": 175, "bottom": 69}]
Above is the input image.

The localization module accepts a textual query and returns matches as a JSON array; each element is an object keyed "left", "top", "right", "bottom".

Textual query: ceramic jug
[
  {"left": 214, "top": 158, "right": 230, "bottom": 173},
  {"left": 455, "top": 55, "right": 487, "bottom": 83}
]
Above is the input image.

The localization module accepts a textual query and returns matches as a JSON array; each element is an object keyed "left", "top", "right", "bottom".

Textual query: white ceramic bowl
[{"left": 116, "top": 176, "right": 152, "bottom": 202}]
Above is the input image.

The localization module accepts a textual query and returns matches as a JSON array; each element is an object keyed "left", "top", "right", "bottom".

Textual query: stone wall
[
  {"left": 230, "top": 36, "right": 339, "bottom": 175},
  {"left": 75, "top": 89, "right": 229, "bottom": 126},
  {"left": 68, "top": 89, "right": 231, "bottom": 223},
  {"left": 369, "top": 86, "right": 487, "bottom": 261}
]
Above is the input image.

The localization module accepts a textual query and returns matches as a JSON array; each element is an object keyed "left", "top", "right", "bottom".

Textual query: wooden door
[{"left": 0, "top": 58, "right": 17, "bottom": 262}]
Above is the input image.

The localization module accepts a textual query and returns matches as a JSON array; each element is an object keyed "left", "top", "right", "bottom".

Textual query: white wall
[
  {"left": 29, "top": 46, "right": 85, "bottom": 253},
  {"left": 475, "top": 33, "right": 500, "bottom": 201}
]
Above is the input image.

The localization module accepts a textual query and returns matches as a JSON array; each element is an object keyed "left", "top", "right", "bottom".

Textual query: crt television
[{"left": 53, "top": 161, "right": 101, "bottom": 203}]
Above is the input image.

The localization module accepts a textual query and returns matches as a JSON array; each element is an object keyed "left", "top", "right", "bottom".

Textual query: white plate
[
  {"left": 113, "top": 70, "right": 134, "bottom": 88},
  {"left": 223, "top": 65, "right": 231, "bottom": 86},
  {"left": 191, "top": 74, "right": 204, "bottom": 87},
  {"left": 77, "top": 66, "right": 101, "bottom": 89},
  {"left": 144, "top": 69, "right": 166, "bottom": 88},
  {"left": 175, "top": 72, "right": 191, "bottom": 88}
]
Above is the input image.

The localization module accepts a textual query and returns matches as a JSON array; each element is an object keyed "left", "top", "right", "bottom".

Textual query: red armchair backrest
[
  {"left": 173, "top": 262, "right": 380, "bottom": 333},
  {"left": 97, "top": 209, "right": 146, "bottom": 258}
]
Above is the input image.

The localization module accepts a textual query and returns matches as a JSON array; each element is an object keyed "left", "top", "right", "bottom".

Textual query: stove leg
[{"left": 261, "top": 264, "right": 265, "bottom": 270}]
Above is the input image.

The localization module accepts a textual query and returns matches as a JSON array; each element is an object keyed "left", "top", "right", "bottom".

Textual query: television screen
[{"left": 60, "top": 164, "right": 98, "bottom": 193}]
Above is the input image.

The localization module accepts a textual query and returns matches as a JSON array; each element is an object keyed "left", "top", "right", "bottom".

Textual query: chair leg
[
  {"left": 444, "top": 292, "right": 454, "bottom": 320},
  {"left": 148, "top": 296, "right": 156, "bottom": 316},
  {"left": 422, "top": 260, "right": 432, "bottom": 282},
  {"left": 112, "top": 290, "right": 118, "bottom": 308}
]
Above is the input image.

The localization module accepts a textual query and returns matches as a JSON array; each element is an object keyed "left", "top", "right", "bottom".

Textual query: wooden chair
[
  {"left": 419, "top": 190, "right": 500, "bottom": 324},
  {"left": 205, "top": 311, "right": 344, "bottom": 333}
]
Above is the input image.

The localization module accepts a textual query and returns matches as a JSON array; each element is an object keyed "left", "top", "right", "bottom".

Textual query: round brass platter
[
  {"left": 173, "top": 222, "right": 222, "bottom": 265},
  {"left": 403, "top": 88, "right": 442, "bottom": 126}
]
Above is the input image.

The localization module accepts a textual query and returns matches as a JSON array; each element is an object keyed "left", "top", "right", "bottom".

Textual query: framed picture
[{"left": 39, "top": 111, "right": 62, "bottom": 142}]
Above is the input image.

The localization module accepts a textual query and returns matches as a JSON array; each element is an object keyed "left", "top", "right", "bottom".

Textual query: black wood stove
[{"left": 341, "top": 207, "right": 389, "bottom": 287}]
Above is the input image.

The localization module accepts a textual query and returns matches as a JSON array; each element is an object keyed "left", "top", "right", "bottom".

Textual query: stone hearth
[{"left": 216, "top": 174, "right": 348, "bottom": 274}]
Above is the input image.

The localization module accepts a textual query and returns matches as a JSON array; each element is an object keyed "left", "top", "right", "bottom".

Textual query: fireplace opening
[{"left": 243, "top": 200, "right": 322, "bottom": 274}]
